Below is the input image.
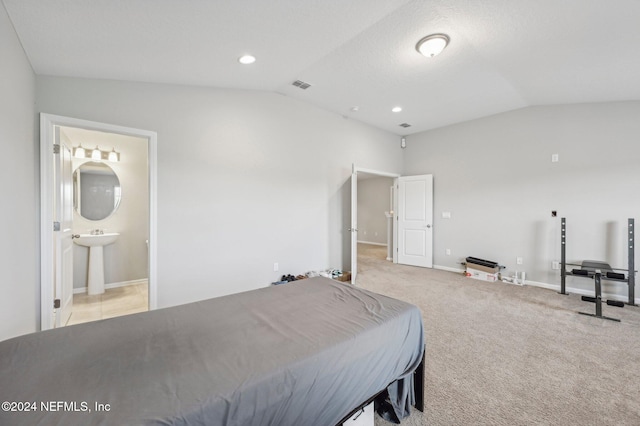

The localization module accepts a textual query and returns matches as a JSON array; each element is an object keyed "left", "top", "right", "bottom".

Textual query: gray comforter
[{"left": 0, "top": 277, "right": 424, "bottom": 425}]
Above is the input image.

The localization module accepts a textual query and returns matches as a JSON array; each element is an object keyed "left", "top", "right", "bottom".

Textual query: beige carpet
[{"left": 356, "top": 244, "right": 640, "bottom": 426}]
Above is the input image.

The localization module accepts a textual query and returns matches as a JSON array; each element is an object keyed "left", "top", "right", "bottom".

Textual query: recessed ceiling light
[
  {"left": 392, "top": 106, "right": 402, "bottom": 113},
  {"left": 351, "top": 106, "right": 360, "bottom": 112},
  {"left": 416, "top": 34, "right": 450, "bottom": 58},
  {"left": 238, "top": 55, "right": 256, "bottom": 65}
]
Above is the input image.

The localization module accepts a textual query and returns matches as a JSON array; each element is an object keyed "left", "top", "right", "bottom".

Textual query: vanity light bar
[{"left": 73, "top": 145, "right": 120, "bottom": 162}]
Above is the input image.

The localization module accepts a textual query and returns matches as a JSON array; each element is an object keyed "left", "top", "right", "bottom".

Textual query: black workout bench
[
  {"left": 560, "top": 218, "right": 637, "bottom": 322},
  {"left": 568, "top": 261, "right": 625, "bottom": 322}
]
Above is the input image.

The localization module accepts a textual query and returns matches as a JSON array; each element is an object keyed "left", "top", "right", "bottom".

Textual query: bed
[{"left": 0, "top": 277, "right": 425, "bottom": 425}]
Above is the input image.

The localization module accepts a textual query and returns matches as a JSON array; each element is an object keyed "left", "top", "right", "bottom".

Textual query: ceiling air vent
[
  {"left": 399, "top": 123, "right": 412, "bottom": 128},
  {"left": 292, "top": 80, "right": 312, "bottom": 90}
]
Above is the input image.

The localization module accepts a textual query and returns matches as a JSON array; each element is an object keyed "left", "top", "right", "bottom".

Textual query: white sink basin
[
  {"left": 74, "top": 233, "right": 119, "bottom": 247},
  {"left": 73, "top": 233, "right": 119, "bottom": 295}
]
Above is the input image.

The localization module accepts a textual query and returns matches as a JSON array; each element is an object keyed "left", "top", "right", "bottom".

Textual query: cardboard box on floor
[
  {"left": 466, "top": 267, "right": 499, "bottom": 282},
  {"left": 466, "top": 262, "right": 499, "bottom": 274},
  {"left": 335, "top": 272, "right": 352, "bottom": 282}
]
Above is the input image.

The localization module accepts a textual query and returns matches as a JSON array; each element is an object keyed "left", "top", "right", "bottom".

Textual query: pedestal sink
[{"left": 73, "top": 233, "right": 120, "bottom": 295}]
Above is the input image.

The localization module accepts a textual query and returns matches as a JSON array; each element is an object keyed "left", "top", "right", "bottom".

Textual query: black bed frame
[{"left": 336, "top": 344, "right": 426, "bottom": 425}]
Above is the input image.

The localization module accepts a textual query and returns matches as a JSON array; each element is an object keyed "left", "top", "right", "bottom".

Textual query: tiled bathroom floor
[{"left": 67, "top": 283, "right": 149, "bottom": 326}]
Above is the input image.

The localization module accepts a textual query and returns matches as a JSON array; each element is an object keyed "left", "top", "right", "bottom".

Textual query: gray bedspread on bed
[{"left": 0, "top": 277, "right": 424, "bottom": 426}]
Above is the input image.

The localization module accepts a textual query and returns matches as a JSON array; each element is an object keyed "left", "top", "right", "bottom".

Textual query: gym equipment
[
  {"left": 572, "top": 261, "right": 624, "bottom": 322},
  {"left": 559, "top": 218, "right": 637, "bottom": 321}
]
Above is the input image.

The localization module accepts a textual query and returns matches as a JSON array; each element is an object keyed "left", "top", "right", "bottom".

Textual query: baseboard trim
[
  {"left": 434, "top": 264, "right": 465, "bottom": 273},
  {"left": 434, "top": 269, "right": 639, "bottom": 304},
  {"left": 73, "top": 278, "right": 149, "bottom": 295},
  {"left": 525, "top": 280, "right": 640, "bottom": 305},
  {"left": 357, "top": 241, "right": 387, "bottom": 247}
]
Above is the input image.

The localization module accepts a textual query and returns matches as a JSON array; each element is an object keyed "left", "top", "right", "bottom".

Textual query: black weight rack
[{"left": 560, "top": 217, "right": 637, "bottom": 321}]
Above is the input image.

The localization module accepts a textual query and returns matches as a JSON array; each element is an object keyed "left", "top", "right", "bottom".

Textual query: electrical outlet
[
  {"left": 552, "top": 261, "right": 560, "bottom": 270},
  {"left": 273, "top": 263, "right": 279, "bottom": 272},
  {"left": 516, "top": 257, "right": 523, "bottom": 265},
  {"left": 446, "top": 249, "right": 451, "bottom": 255},
  {"left": 551, "top": 153, "right": 559, "bottom": 162}
]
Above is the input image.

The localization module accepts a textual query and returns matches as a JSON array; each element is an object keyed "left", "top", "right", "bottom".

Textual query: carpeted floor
[{"left": 356, "top": 244, "right": 640, "bottom": 426}]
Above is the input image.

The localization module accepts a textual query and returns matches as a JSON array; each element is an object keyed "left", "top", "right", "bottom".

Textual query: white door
[
  {"left": 53, "top": 128, "right": 74, "bottom": 327},
  {"left": 350, "top": 168, "right": 358, "bottom": 284},
  {"left": 397, "top": 175, "right": 433, "bottom": 268}
]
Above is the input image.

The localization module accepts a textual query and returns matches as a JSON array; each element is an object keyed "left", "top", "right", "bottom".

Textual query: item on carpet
[{"left": 559, "top": 217, "right": 636, "bottom": 321}]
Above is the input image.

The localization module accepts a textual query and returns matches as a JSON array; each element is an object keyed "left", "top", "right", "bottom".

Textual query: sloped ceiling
[{"left": 4, "top": 0, "right": 640, "bottom": 135}]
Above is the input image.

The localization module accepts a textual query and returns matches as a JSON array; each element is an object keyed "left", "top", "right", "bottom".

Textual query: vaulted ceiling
[{"left": 4, "top": 0, "right": 640, "bottom": 135}]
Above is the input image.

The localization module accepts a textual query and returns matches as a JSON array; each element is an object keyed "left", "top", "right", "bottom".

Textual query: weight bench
[{"left": 572, "top": 261, "right": 624, "bottom": 322}]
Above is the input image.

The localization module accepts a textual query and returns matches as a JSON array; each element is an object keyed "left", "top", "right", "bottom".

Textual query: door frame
[
  {"left": 40, "top": 113, "right": 158, "bottom": 330},
  {"left": 350, "top": 165, "right": 401, "bottom": 284}
]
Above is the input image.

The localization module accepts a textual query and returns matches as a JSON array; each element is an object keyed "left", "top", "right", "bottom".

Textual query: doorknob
[{"left": 426, "top": 224, "right": 431, "bottom": 228}]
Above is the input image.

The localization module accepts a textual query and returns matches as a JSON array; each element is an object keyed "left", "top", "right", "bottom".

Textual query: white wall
[
  {"left": 36, "top": 77, "right": 403, "bottom": 308},
  {"left": 0, "top": 3, "right": 37, "bottom": 341},
  {"left": 403, "top": 102, "right": 640, "bottom": 300},
  {"left": 357, "top": 177, "right": 393, "bottom": 245}
]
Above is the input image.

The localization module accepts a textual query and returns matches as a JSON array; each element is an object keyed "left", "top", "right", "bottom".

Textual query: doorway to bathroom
[{"left": 40, "top": 114, "right": 157, "bottom": 330}]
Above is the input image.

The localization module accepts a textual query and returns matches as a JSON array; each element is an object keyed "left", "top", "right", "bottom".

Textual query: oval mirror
[{"left": 73, "top": 161, "right": 121, "bottom": 221}]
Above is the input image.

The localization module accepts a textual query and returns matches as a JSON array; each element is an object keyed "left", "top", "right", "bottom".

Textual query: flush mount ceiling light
[
  {"left": 392, "top": 106, "right": 403, "bottom": 113},
  {"left": 238, "top": 54, "right": 256, "bottom": 65},
  {"left": 416, "top": 33, "right": 450, "bottom": 58}
]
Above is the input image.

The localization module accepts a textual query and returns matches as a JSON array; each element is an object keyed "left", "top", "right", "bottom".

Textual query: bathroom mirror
[{"left": 73, "top": 161, "right": 121, "bottom": 221}]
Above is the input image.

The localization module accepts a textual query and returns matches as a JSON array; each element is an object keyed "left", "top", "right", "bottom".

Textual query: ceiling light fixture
[
  {"left": 238, "top": 54, "right": 256, "bottom": 65},
  {"left": 416, "top": 33, "right": 450, "bottom": 58},
  {"left": 392, "top": 106, "right": 402, "bottom": 113}
]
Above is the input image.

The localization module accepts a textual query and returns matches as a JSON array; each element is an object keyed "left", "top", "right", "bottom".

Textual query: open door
[
  {"left": 396, "top": 174, "right": 433, "bottom": 268},
  {"left": 350, "top": 167, "right": 358, "bottom": 284},
  {"left": 53, "top": 128, "right": 74, "bottom": 327}
]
